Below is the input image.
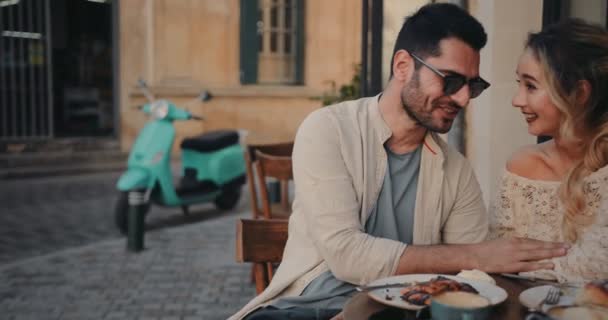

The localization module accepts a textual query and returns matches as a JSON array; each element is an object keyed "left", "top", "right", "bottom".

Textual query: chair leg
[
  {"left": 254, "top": 263, "right": 268, "bottom": 294},
  {"left": 266, "top": 262, "right": 274, "bottom": 282},
  {"left": 280, "top": 180, "right": 289, "bottom": 210},
  {"left": 250, "top": 263, "right": 256, "bottom": 283}
]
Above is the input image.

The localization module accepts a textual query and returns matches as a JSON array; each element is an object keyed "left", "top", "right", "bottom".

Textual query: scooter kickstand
[{"left": 181, "top": 205, "right": 190, "bottom": 216}]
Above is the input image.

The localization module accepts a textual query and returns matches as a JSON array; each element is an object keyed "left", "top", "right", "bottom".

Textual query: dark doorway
[
  {"left": 51, "top": 0, "right": 114, "bottom": 137},
  {"left": 0, "top": 0, "right": 53, "bottom": 140}
]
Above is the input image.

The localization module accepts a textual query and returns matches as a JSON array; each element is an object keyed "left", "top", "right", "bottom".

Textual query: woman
[{"left": 490, "top": 19, "right": 608, "bottom": 284}]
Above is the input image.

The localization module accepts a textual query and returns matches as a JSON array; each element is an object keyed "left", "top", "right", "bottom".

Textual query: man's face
[{"left": 401, "top": 38, "right": 481, "bottom": 133}]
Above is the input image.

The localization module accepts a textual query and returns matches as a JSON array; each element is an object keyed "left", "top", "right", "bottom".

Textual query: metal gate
[{"left": 0, "top": 0, "right": 53, "bottom": 140}]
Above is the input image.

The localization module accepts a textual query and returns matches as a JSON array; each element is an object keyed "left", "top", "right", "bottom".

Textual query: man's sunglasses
[{"left": 410, "top": 53, "right": 490, "bottom": 99}]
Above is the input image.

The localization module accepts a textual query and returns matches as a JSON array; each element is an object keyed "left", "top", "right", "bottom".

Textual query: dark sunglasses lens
[
  {"left": 443, "top": 76, "right": 466, "bottom": 96},
  {"left": 470, "top": 79, "right": 490, "bottom": 98}
]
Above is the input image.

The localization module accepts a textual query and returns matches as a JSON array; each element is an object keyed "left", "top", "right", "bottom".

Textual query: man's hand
[
  {"left": 330, "top": 311, "right": 344, "bottom": 320},
  {"left": 471, "top": 237, "right": 570, "bottom": 273},
  {"left": 395, "top": 237, "right": 570, "bottom": 275}
]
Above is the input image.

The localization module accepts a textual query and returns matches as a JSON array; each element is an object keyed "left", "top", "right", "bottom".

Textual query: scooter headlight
[{"left": 150, "top": 100, "right": 169, "bottom": 120}]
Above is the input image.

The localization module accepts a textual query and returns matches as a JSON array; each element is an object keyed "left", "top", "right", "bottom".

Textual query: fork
[{"left": 525, "top": 286, "right": 561, "bottom": 320}]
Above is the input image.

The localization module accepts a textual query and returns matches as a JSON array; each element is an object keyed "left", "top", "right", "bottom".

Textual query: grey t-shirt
[{"left": 272, "top": 144, "right": 422, "bottom": 310}]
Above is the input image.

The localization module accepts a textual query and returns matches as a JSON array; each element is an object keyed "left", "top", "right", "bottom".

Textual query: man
[{"left": 231, "top": 3, "right": 569, "bottom": 320}]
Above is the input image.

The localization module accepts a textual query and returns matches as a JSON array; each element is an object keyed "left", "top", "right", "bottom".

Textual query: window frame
[{"left": 239, "top": 0, "right": 304, "bottom": 85}]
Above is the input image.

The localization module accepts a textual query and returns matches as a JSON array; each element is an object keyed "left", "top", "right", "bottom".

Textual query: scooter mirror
[
  {"left": 200, "top": 91, "right": 213, "bottom": 102},
  {"left": 137, "top": 77, "right": 156, "bottom": 103}
]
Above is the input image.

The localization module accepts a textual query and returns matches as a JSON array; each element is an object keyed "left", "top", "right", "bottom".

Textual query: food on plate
[
  {"left": 548, "top": 306, "right": 608, "bottom": 320},
  {"left": 399, "top": 276, "right": 479, "bottom": 306},
  {"left": 433, "top": 291, "right": 490, "bottom": 308},
  {"left": 575, "top": 279, "right": 608, "bottom": 307},
  {"left": 456, "top": 269, "right": 496, "bottom": 285}
]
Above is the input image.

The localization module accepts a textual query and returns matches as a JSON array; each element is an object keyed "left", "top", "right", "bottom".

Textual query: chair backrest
[
  {"left": 254, "top": 150, "right": 293, "bottom": 219},
  {"left": 236, "top": 218, "right": 288, "bottom": 293},
  {"left": 243, "top": 142, "right": 294, "bottom": 219},
  {"left": 245, "top": 142, "right": 293, "bottom": 162}
]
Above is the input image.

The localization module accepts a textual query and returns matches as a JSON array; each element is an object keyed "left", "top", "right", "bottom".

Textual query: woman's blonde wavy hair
[{"left": 526, "top": 19, "right": 608, "bottom": 242}]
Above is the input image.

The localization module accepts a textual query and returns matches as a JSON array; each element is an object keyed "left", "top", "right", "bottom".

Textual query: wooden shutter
[{"left": 240, "top": 0, "right": 259, "bottom": 84}]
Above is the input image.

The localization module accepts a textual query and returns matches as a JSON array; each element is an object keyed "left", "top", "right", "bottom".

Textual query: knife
[{"left": 355, "top": 282, "right": 412, "bottom": 292}]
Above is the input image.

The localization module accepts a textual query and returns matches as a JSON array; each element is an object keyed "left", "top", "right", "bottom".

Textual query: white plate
[
  {"left": 366, "top": 274, "right": 508, "bottom": 310},
  {"left": 519, "top": 285, "right": 579, "bottom": 311}
]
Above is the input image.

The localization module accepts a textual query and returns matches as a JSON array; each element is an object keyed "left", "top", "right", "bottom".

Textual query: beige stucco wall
[
  {"left": 467, "top": 0, "right": 543, "bottom": 207},
  {"left": 117, "top": 0, "right": 552, "bottom": 209},
  {"left": 119, "top": 0, "right": 361, "bottom": 151}
]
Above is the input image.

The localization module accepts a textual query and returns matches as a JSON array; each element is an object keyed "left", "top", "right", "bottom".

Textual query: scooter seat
[{"left": 180, "top": 130, "right": 239, "bottom": 152}]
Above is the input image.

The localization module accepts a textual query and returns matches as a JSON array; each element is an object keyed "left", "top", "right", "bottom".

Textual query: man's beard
[{"left": 400, "top": 74, "right": 457, "bottom": 134}]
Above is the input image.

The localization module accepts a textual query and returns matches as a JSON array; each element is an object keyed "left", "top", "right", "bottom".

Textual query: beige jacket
[{"left": 230, "top": 96, "right": 487, "bottom": 320}]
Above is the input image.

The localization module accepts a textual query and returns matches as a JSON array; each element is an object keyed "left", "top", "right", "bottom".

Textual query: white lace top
[{"left": 489, "top": 166, "right": 608, "bottom": 284}]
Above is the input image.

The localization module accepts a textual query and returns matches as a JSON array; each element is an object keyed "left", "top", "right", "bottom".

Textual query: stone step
[
  {"left": 0, "top": 149, "right": 128, "bottom": 168},
  {"left": 1, "top": 137, "right": 120, "bottom": 153},
  {"left": 0, "top": 138, "right": 128, "bottom": 179},
  {"left": 0, "top": 161, "right": 127, "bottom": 180}
]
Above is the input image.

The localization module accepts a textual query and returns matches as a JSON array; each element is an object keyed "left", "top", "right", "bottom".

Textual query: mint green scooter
[{"left": 114, "top": 81, "right": 246, "bottom": 234}]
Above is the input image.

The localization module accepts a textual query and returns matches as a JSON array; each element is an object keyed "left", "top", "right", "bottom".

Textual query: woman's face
[{"left": 512, "top": 49, "right": 562, "bottom": 137}]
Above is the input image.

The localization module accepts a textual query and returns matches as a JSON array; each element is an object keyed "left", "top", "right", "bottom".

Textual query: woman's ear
[
  {"left": 575, "top": 79, "right": 592, "bottom": 107},
  {"left": 392, "top": 50, "right": 414, "bottom": 82}
]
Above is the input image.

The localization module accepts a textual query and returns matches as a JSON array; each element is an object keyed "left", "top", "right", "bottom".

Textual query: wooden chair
[
  {"left": 242, "top": 143, "right": 293, "bottom": 284},
  {"left": 236, "top": 218, "right": 288, "bottom": 294},
  {"left": 243, "top": 142, "right": 293, "bottom": 219},
  {"left": 254, "top": 149, "right": 293, "bottom": 219}
]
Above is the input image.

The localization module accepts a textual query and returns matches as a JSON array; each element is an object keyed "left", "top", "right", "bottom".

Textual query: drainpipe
[
  {"left": 361, "top": 0, "right": 383, "bottom": 97},
  {"left": 370, "top": 0, "right": 383, "bottom": 96},
  {"left": 360, "top": 0, "right": 369, "bottom": 97}
]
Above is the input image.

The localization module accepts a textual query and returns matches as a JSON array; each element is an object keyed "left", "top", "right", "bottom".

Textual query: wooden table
[{"left": 343, "top": 275, "right": 533, "bottom": 320}]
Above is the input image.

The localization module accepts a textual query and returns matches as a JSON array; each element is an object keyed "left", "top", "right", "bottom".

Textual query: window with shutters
[{"left": 240, "top": 0, "right": 304, "bottom": 85}]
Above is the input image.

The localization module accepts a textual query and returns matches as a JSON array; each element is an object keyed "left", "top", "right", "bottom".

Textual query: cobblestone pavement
[
  {"left": 0, "top": 171, "right": 249, "bottom": 264},
  {"left": 0, "top": 172, "right": 256, "bottom": 319}
]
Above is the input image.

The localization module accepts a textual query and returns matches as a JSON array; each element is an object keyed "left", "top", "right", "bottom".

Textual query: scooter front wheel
[
  {"left": 114, "top": 191, "right": 150, "bottom": 235},
  {"left": 214, "top": 188, "right": 242, "bottom": 211}
]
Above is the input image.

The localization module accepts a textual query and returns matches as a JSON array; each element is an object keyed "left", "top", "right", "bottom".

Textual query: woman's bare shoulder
[{"left": 506, "top": 144, "right": 555, "bottom": 180}]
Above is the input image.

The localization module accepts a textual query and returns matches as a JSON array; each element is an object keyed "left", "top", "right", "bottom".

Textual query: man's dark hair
[{"left": 390, "top": 3, "right": 487, "bottom": 75}]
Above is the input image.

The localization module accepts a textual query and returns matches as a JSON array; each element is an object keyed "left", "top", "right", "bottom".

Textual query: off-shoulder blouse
[{"left": 489, "top": 166, "right": 608, "bottom": 284}]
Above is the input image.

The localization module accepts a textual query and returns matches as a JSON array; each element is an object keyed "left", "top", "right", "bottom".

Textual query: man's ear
[
  {"left": 392, "top": 50, "right": 414, "bottom": 82},
  {"left": 575, "top": 79, "right": 592, "bottom": 107}
]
